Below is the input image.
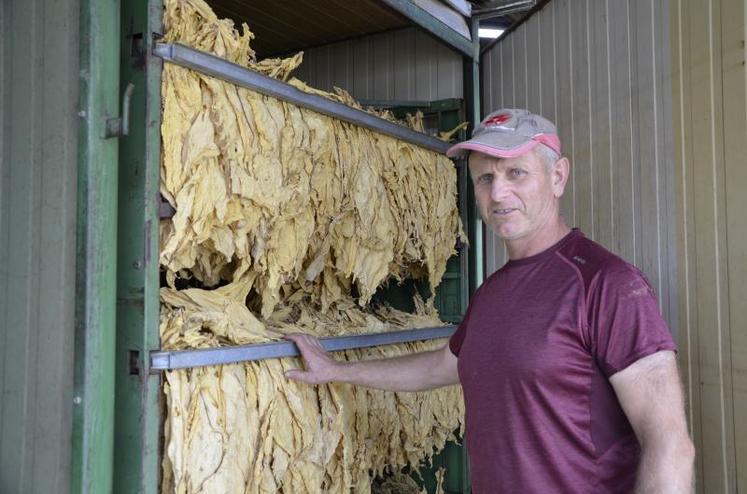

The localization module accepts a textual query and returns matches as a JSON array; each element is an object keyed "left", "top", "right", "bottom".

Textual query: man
[{"left": 286, "top": 109, "right": 695, "bottom": 493}]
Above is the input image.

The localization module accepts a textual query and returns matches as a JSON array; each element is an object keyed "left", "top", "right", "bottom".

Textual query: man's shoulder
[{"left": 555, "top": 231, "right": 642, "bottom": 292}]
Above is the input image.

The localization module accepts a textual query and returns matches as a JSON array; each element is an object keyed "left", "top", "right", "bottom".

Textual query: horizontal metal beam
[
  {"left": 153, "top": 43, "right": 451, "bottom": 154},
  {"left": 379, "top": 0, "right": 473, "bottom": 56},
  {"left": 441, "top": 0, "right": 472, "bottom": 17},
  {"left": 472, "top": 0, "right": 536, "bottom": 19},
  {"left": 358, "top": 99, "right": 432, "bottom": 109},
  {"left": 150, "top": 325, "right": 456, "bottom": 370}
]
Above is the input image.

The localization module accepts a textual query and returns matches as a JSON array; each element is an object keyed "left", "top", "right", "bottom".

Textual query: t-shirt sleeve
[
  {"left": 449, "top": 310, "right": 468, "bottom": 357},
  {"left": 586, "top": 264, "right": 677, "bottom": 377},
  {"left": 449, "top": 288, "right": 479, "bottom": 356}
]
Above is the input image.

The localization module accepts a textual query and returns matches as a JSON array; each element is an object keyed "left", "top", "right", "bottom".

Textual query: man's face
[{"left": 468, "top": 149, "right": 566, "bottom": 241}]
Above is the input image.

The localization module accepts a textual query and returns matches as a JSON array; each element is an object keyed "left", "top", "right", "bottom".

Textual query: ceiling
[
  {"left": 206, "top": 0, "right": 535, "bottom": 58},
  {"left": 209, "top": 0, "right": 410, "bottom": 57},
  {"left": 471, "top": 0, "right": 537, "bottom": 49}
]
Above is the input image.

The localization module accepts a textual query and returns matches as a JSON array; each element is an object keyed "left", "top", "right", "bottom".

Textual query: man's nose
[{"left": 489, "top": 177, "right": 510, "bottom": 202}]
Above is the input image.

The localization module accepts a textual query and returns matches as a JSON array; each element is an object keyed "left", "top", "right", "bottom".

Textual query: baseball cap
[{"left": 446, "top": 109, "right": 561, "bottom": 159}]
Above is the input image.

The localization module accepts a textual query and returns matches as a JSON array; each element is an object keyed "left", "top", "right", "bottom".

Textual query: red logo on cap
[{"left": 483, "top": 113, "right": 511, "bottom": 127}]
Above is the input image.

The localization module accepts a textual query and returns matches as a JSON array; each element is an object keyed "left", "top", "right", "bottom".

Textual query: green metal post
[
  {"left": 451, "top": 17, "right": 484, "bottom": 494},
  {"left": 72, "top": 0, "right": 120, "bottom": 491},
  {"left": 112, "top": 0, "right": 163, "bottom": 492},
  {"left": 464, "top": 19, "right": 483, "bottom": 295}
]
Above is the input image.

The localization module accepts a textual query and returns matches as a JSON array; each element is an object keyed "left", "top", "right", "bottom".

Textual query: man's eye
[
  {"left": 478, "top": 174, "right": 493, "bottom": 184},
  {"left": 509, "top": 168, "right": 526, "bottom": 178}
]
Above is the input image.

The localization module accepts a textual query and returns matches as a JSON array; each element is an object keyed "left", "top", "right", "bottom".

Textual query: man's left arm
[{"left": 610, "top": 350, "right": 695, "bottom": 494}]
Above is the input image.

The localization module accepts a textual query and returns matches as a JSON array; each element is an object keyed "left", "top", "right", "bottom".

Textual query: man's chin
[{"left": 489, "top": 225, "right": 524, "bottom": 241}]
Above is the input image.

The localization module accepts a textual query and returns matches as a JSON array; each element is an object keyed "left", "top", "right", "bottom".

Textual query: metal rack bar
[
  {"left": 150, "top": 325, "right": 456, "bottom": 371},
  {"left": 153, "top": 43, "right": 451, "bottom": 154}
]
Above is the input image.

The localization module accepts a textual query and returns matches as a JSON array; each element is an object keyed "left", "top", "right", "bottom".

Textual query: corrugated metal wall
[
  {"left": 295, "top": 27, "right": 464, "bottom": 101},
  {"left": 671, "top": 0, "right": 746, "bottom": 490},
  {"left": 480, "top": 0, "right": 678, "bottom": 331},
  {"left": 0, "top": 0, "right": 79, "bottom": 492}
]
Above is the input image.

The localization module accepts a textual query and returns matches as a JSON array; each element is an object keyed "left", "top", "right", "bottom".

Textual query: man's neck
[{"left": 505, "top": 220, "right": 572, "bottom": 260}]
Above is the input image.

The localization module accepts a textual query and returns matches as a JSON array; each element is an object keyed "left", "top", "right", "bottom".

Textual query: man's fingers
[
  {"left": 285, "top": 368, "right": 322, "bottom": 385},
  {"left": 283, "top": 333, "right": 334, "bottom": 384},
  {"left": 284, "top": 333, "right": 303, "bottom": 342},
  {"left": 284, "top": 368, "right": 306, "bottom": 381},
  {"left": 285, "top": 333, "right": 317, "bottom": 349},
  {"left": 285, "top": 333, "right": 327, "bottom": 356}
]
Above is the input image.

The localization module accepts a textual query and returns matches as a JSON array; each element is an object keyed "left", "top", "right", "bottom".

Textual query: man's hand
[{"left": 284, "top": 333, "right": 342, "bottom": 384}]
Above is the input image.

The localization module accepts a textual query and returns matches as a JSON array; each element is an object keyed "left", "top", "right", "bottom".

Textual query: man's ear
[{"left": 551, "top": 157, "right": 570, "bottom": 198}]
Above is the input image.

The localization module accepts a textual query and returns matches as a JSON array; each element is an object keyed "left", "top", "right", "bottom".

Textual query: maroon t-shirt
[{"left": 450, "top": 229, "right": 676, "bottom": 493}]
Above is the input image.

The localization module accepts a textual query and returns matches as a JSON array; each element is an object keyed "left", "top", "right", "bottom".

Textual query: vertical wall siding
[
  {"left": 296, "top": 27, "right": 463, "bottom": 101},
  {"left": 480, "top": 0, "right": 677, "bottom": 331},
  {"left": 672, "top": 0, "right": 746, "bottom": 490},
  {"left": 0, "top": 0, "right": 79, "bottom": 493}
]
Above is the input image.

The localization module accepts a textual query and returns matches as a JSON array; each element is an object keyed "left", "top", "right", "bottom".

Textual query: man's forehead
[{"left": 468, "top": 150, "right": 537, "bottom": 168}]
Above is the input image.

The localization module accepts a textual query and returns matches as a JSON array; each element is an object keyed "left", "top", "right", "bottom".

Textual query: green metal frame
[
  {"left": 430, "top": 99, "right": 471, "bottom": 325},
  {"left": 72, "top": 0, "right": 120, "bottom": 492},
  {"left": 379, "top": 0, "right": 474, "bottom": 56},
  {"left": 372, "top": 97, "right": 467, "bottom": 326},
  {"left": 464, "top": 19, "right": 484, "bottom": 294},
  {"left": 111, "top": 0, "right": 163, "bottom": 492},
  {"left": 103, "top": 2, "right": 482, "bottom": 493}
]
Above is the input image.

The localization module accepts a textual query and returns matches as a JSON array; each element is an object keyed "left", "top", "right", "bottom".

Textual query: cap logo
[{"left": 483, "top": 113, "right": 512, "bottom": 128}]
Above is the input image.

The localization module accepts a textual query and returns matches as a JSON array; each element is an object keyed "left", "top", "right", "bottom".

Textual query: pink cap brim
[{"left": 446, "top": 133, "right": 561, "bottom": 159}]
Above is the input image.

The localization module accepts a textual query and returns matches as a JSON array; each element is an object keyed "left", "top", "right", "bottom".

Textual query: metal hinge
[{"left": 105, "top": 82, "right": 135, "bottom": 138}]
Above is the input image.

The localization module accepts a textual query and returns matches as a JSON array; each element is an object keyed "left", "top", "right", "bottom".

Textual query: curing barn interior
[
  {"left": 153, "top": 1, "right": 482, "bottom": 491},
  {"left": 1, "top": 0, "right": 746, "bottom": 493}
]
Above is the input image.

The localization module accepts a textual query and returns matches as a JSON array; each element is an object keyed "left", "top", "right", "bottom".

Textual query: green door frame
[
  {"left": 111, "top": 0, "right": 164, "bottom": 492},
  {"left": 72, "top": 0, "right": 120, "bottom": 492}
]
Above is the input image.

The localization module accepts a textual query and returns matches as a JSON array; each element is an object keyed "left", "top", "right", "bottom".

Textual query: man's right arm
[{"left": 284, "top": 333, "right": 460, "bottom": 392}]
